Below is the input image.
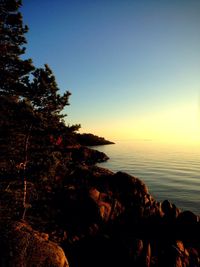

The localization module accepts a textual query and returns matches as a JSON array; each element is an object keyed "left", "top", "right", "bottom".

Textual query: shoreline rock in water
[
  {"left": 65, "top": 145, "right": 109, "bottom": 164},
  {"left": 0, "top": 150, "right": 199, "bottom": 266},
  {"left": 59, "top": 167, "right": 200, "bottom": 267}
]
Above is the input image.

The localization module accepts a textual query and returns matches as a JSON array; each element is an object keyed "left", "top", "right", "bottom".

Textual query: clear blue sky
[{"left": 22, "top": 0, "right": 200, "bottom": 144}]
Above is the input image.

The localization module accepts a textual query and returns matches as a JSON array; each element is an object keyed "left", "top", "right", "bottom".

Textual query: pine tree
[
  {"left": 0, "top": 0, "right": 81, "bottom": 194},
  {"left": 0, "top": 0, "right": 79, "bottom": 168},
  {"left": 0, "top": 0, "right": 34, "bottom": 97},
  {"left": 28, "top": 64, "right": 81, "bottom": 180},
  {"left": 0, "top": 0, "right": 82, "bottom": 219},
  {"left": 0, "top": 0, "right": 34, "bottom": 173},
  {"left": 30, "top": 64, "right": 71, "bottom": 126}
]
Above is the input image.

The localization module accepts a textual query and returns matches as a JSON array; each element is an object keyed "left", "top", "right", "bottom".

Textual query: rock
[
  {"left": 174, "top": 240, "right": 190, "bottom": 267},
  {"left": 175, "top": 211, "right": 199, "bottom": 240},
  {"left": 89, "top": 187, "right": 100, "bottom": 202},
  {"left": 55, "top": 186, "right": 101, "bottom": 234},
  {"left": 65, "top": 165, "right": 113, "bottom": 189},
  {"left": 63, "top": 234, "right": 129, "bottom": 267},
  {"left": 0, "top": 221, "right": 69, "bottom": 267},
  {"left": 104, "top": 171, "right": 149, "bottom": 208},
  {"left": 88, "top": 165, "right": 114, "bottom": 178},
  {"left": 161, "top": 200, "right": 180, "bottom": 222},
  {"left": 112, "top": 171, "right": 148, "bottom": 194},
  {"left": 132, "top": 239, "right": 144, "bottom": 260},
  {"left": 161, "top": 200, "right": 173, "bottom": 214},
  {"left": 145, "top": 242, "right": 151, "bottom": 267},
  {"left": 89, "top": 187, "right": 124, "bottom": 222},
  {"left": 69, "top": 146, "right": 109, "bottom": 165},
  {"left": 176, "top": 240, "right": 185, "bottom": 253},
  {"left": 175, "top": 256, "right": 183, "bottom": 267},
  {"left": 188, "top": 247, "right": 200, "bottom": 266},
  {"left": 177, "top": 210, "right": 199, "bottom": 224}
]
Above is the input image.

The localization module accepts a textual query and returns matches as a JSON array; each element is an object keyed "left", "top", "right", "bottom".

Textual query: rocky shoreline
[{"left": 0, "top": 146, "right": 199, "bottom": 267}]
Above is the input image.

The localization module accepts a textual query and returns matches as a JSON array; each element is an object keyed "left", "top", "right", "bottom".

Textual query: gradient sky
[{"left": 21, "top": 0, "right": 200, "bottom": 144}]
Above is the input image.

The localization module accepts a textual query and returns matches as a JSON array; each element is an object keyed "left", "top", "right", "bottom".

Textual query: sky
[{"left": 21, "top": 0, "right": 200, "bottom": 145}]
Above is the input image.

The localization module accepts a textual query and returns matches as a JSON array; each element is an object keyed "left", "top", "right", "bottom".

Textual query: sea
[{"left": 94, "top": 140, "right": 200, "bottom": 215}]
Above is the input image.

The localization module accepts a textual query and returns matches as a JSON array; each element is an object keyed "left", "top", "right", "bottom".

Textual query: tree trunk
[{"left": 22, "top": 124, "right": 32, "bottom": 220}]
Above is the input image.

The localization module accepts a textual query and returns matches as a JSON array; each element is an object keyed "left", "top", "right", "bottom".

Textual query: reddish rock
[
  {"left": 89, "top": 187, "right": 124, "bottom": 222},
  {"left": 0, "top": 221, "right": 69, "bottom": 267}
]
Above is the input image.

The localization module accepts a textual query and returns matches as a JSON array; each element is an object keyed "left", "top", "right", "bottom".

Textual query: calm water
[{"left": 95, "top": 140, "right": 200, "bottom": 215}]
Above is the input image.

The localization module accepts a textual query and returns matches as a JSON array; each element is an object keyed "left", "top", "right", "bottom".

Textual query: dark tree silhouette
[
  {"left": 0, "top": 0, "right": 80, "bottom": 219},
  {"left": 30, "top": 64, "right": 71, "bottom": 127},
  {"left": 0, "top": 0, "right": 34, "bottom": 97}
]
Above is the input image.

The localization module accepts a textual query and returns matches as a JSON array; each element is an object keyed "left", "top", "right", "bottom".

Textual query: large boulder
[
  {"left": 0, "top": 221, "right": 69, "bottom": 267},
  {"left": 89, "top": 187, "right": 124, "bottom": 222}
]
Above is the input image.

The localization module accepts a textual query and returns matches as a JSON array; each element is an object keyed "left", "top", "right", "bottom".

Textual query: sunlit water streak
[{"left": 95, "top": 140, "right": 200, "bottom": 215}]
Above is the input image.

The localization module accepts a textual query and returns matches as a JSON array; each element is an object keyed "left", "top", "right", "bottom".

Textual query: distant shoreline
[{"left": 76, "top": 133, "right": 115, "bottom": 146}]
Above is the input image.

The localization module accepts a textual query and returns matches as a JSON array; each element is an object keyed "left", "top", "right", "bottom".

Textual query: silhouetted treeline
[
  {"left": 0, "top": 0, "right": 112, "bottom": 183},
  {"left": 76, "top": 133, "right": 114, "bottom": 146}
]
